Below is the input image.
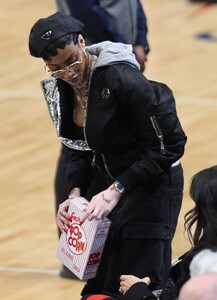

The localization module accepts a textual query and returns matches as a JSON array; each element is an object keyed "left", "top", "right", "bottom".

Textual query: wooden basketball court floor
[{"left": 0, "top": 0, "right": 216, "bottom": 299}]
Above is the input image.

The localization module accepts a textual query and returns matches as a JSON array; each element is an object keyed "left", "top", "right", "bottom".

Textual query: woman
[
  {"left": 55, "top": 0, "right": 150, "bottom": 280},
  {"left": 28, "top": 12, "right": 187, "bottom": 298}
]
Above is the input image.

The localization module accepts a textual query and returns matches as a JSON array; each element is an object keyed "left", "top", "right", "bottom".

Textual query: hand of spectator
[
  {"left": 133, "top": 45, "right": 148, "bottom": 72},
  {"left": 119, "top": 274, "right": 151, "bottom": 295}
]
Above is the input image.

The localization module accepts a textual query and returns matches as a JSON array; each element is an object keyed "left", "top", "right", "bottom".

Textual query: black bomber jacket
[{"left": 41, "top": 62, "right": 187, "bottom": 194}]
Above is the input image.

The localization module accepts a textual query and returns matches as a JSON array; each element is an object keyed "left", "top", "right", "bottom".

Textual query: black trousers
[
  {"left": 81, "top": 165, "right": 184, "bottom": 297},
  {"left": 55, "top": 145, "right": 184, "bottom": 297}
]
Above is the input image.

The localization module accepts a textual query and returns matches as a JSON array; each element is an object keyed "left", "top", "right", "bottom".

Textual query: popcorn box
[{"left": 56, "top": 197, "right": 111, "bottom": 280}]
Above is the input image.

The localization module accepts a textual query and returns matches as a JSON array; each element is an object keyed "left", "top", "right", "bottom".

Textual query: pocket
[{"left": 121, "top": 222, "right": 170, "bottom": 287}]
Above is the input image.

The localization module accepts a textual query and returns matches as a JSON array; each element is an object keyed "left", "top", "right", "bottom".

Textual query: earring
[{"left": 82, "top": 48, "right": 87, "bottom": 57}]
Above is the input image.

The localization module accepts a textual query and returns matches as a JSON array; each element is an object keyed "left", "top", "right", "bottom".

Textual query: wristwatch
[{"left": 114, "top": 181, "right": 125, "bottom": 194}]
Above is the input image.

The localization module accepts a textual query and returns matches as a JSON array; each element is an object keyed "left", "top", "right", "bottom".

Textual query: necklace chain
[
  {"left": 72, "top": 52, "right": 97, "bottom": 128},
  {"left": 74, "top": 84, "right": 89, "bottom": 109},
  {"left": 73, "top": 53, "right": 96, "bottom": 112}
]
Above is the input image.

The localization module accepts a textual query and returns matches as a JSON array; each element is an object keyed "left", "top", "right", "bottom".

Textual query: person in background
[
  {"left": 178, "top": 274, "right": 217, "bottom": 300},
  {"left": 177, "top": 248, "right": 217, "bottom": 300},
  {"left": 80, "top": 165, "right": 217, "bottom": 299},
  {"left": 190, "top": 249, "right": 217, "bottom": 278},
  {"left": 54, "top": 0, "right": 150, "bottom": 279},
  {"left": 55, "top": 0, "right": 150, "bottom": 72}
]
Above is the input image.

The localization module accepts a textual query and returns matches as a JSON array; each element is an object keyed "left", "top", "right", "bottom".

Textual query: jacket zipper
[
  {"left": 90, "top": 151, "right": 114, "bottom": 179},
  {"left": 83, "top": 65, "right": 96, "bottom": 157},
  {"left": 90, "top": 151, "right": 114, "bottom": 180},
  {"left": 101, "top": 154, "right": 115, "bottom": 180},
  {"left": 150, "top": 115, "right": 166, "bottom": 155},
  {"left": 83, "top": 63, "right": 113, "bottom": 175},
  {"left": 91, "top": 151, "right": 96, "bottom": 167}
]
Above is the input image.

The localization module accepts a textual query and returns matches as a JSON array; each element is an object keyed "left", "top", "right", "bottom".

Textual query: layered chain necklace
[{"left": 73, "top": 52, "right": 97, "bottom": 121}]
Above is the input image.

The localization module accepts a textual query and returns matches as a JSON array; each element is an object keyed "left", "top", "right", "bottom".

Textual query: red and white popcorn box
[{"left": 56, "top": 197, "right": 111, "bottom": 280}]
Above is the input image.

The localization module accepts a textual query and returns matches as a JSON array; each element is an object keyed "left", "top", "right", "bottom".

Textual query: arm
[
  {"left": 65, "top": 148, "right": 93, "bottom": 195},
  {"left": 122, "top": 283, "right": 156, "bottom": 300},
  {"left": 97, "top": 0, "right": 150, "bottom": 72},
  {"left": 114, "top": 67, "right": 187, "bottom": 193},
  {"left": 135, "top": 1, "right": 149, "bottom": 53},
  {"left": 120, "top": 275, "right": 151, "bottom": 294},
  {"left": 56, "top": 147, "right": 93, "bottom": 232},
  {"left": 120, "top": 275, "right": 156, "bottom": 300},
  {"left": 133, "top": 1, "right": 150, "bottom": 72}
]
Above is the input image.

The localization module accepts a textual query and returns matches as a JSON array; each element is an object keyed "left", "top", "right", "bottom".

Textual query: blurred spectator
[
  {"left": 190, "top": 249, "right": 217, "bottom": 278},
  {"left": 178, "top": 274, "right": 217, "bottom": 300},
  {"left": 55, "top": 0, "right": 150, "bottom": 72}
]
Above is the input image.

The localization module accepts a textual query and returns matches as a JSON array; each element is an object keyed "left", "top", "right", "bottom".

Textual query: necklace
[
  {"left": 73, "top": 53, "right": 97, "bottom": 117},
  {"left": 74, "top": 53, "right": 91, "bottom": 90},
  {"left": 74, "top": 88, "right": 89, "bottom": 110}
]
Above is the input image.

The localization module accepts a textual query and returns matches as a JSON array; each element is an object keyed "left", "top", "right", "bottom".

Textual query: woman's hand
[
  {"left": 80, "top": 184, "right": 122, "bottom": 223},
  {"left": 56, "top": 187, "right": 81, "bottom": 233},
  {"left": 119, "top": 275, "right": 151, "bottom": 295},
  {"left": 56, "top": 198, "right": 71, "bottom": 233}
]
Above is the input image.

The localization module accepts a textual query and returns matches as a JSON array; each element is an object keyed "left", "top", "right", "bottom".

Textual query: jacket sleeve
[
  {"left": 62, "top": 0, "right": 149, "bottom": 49},
  {"left": 65, "top": 147, "right": 93, "bottom": 195},
  {"left": 122, "top": 282, "right": 157, "bottom": 300},
  {"left": 135, "top": 1, "right": 150, "bottom": 53},
  {"left": 62, "top": 0, "right": 126, "bottom": 44},
  {"left": 114, "top": 67, "right": 187, "bottom": 192}
]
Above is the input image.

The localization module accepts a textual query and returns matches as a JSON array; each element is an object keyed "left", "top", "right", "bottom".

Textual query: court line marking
[
  {"left": 0, "top": 90, "right": 42, "bottom": 99},
  {"left": 176, "top": 97, "right": 217, "bottom": 106},
  {"left": 0, "top": 266, "right": 59, "bottom": 274},
  {"left": 0, "top": 259, "right": 180, "bottom": 274}
]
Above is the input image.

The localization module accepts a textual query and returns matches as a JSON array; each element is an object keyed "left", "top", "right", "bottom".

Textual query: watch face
[{"left": 115, "top": 181, "right": 125, "bottom": 193}]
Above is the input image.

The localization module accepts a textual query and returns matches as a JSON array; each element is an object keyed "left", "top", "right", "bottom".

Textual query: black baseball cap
[{"left": 29, "top": 12, "right": 84, "bottom": 57}]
